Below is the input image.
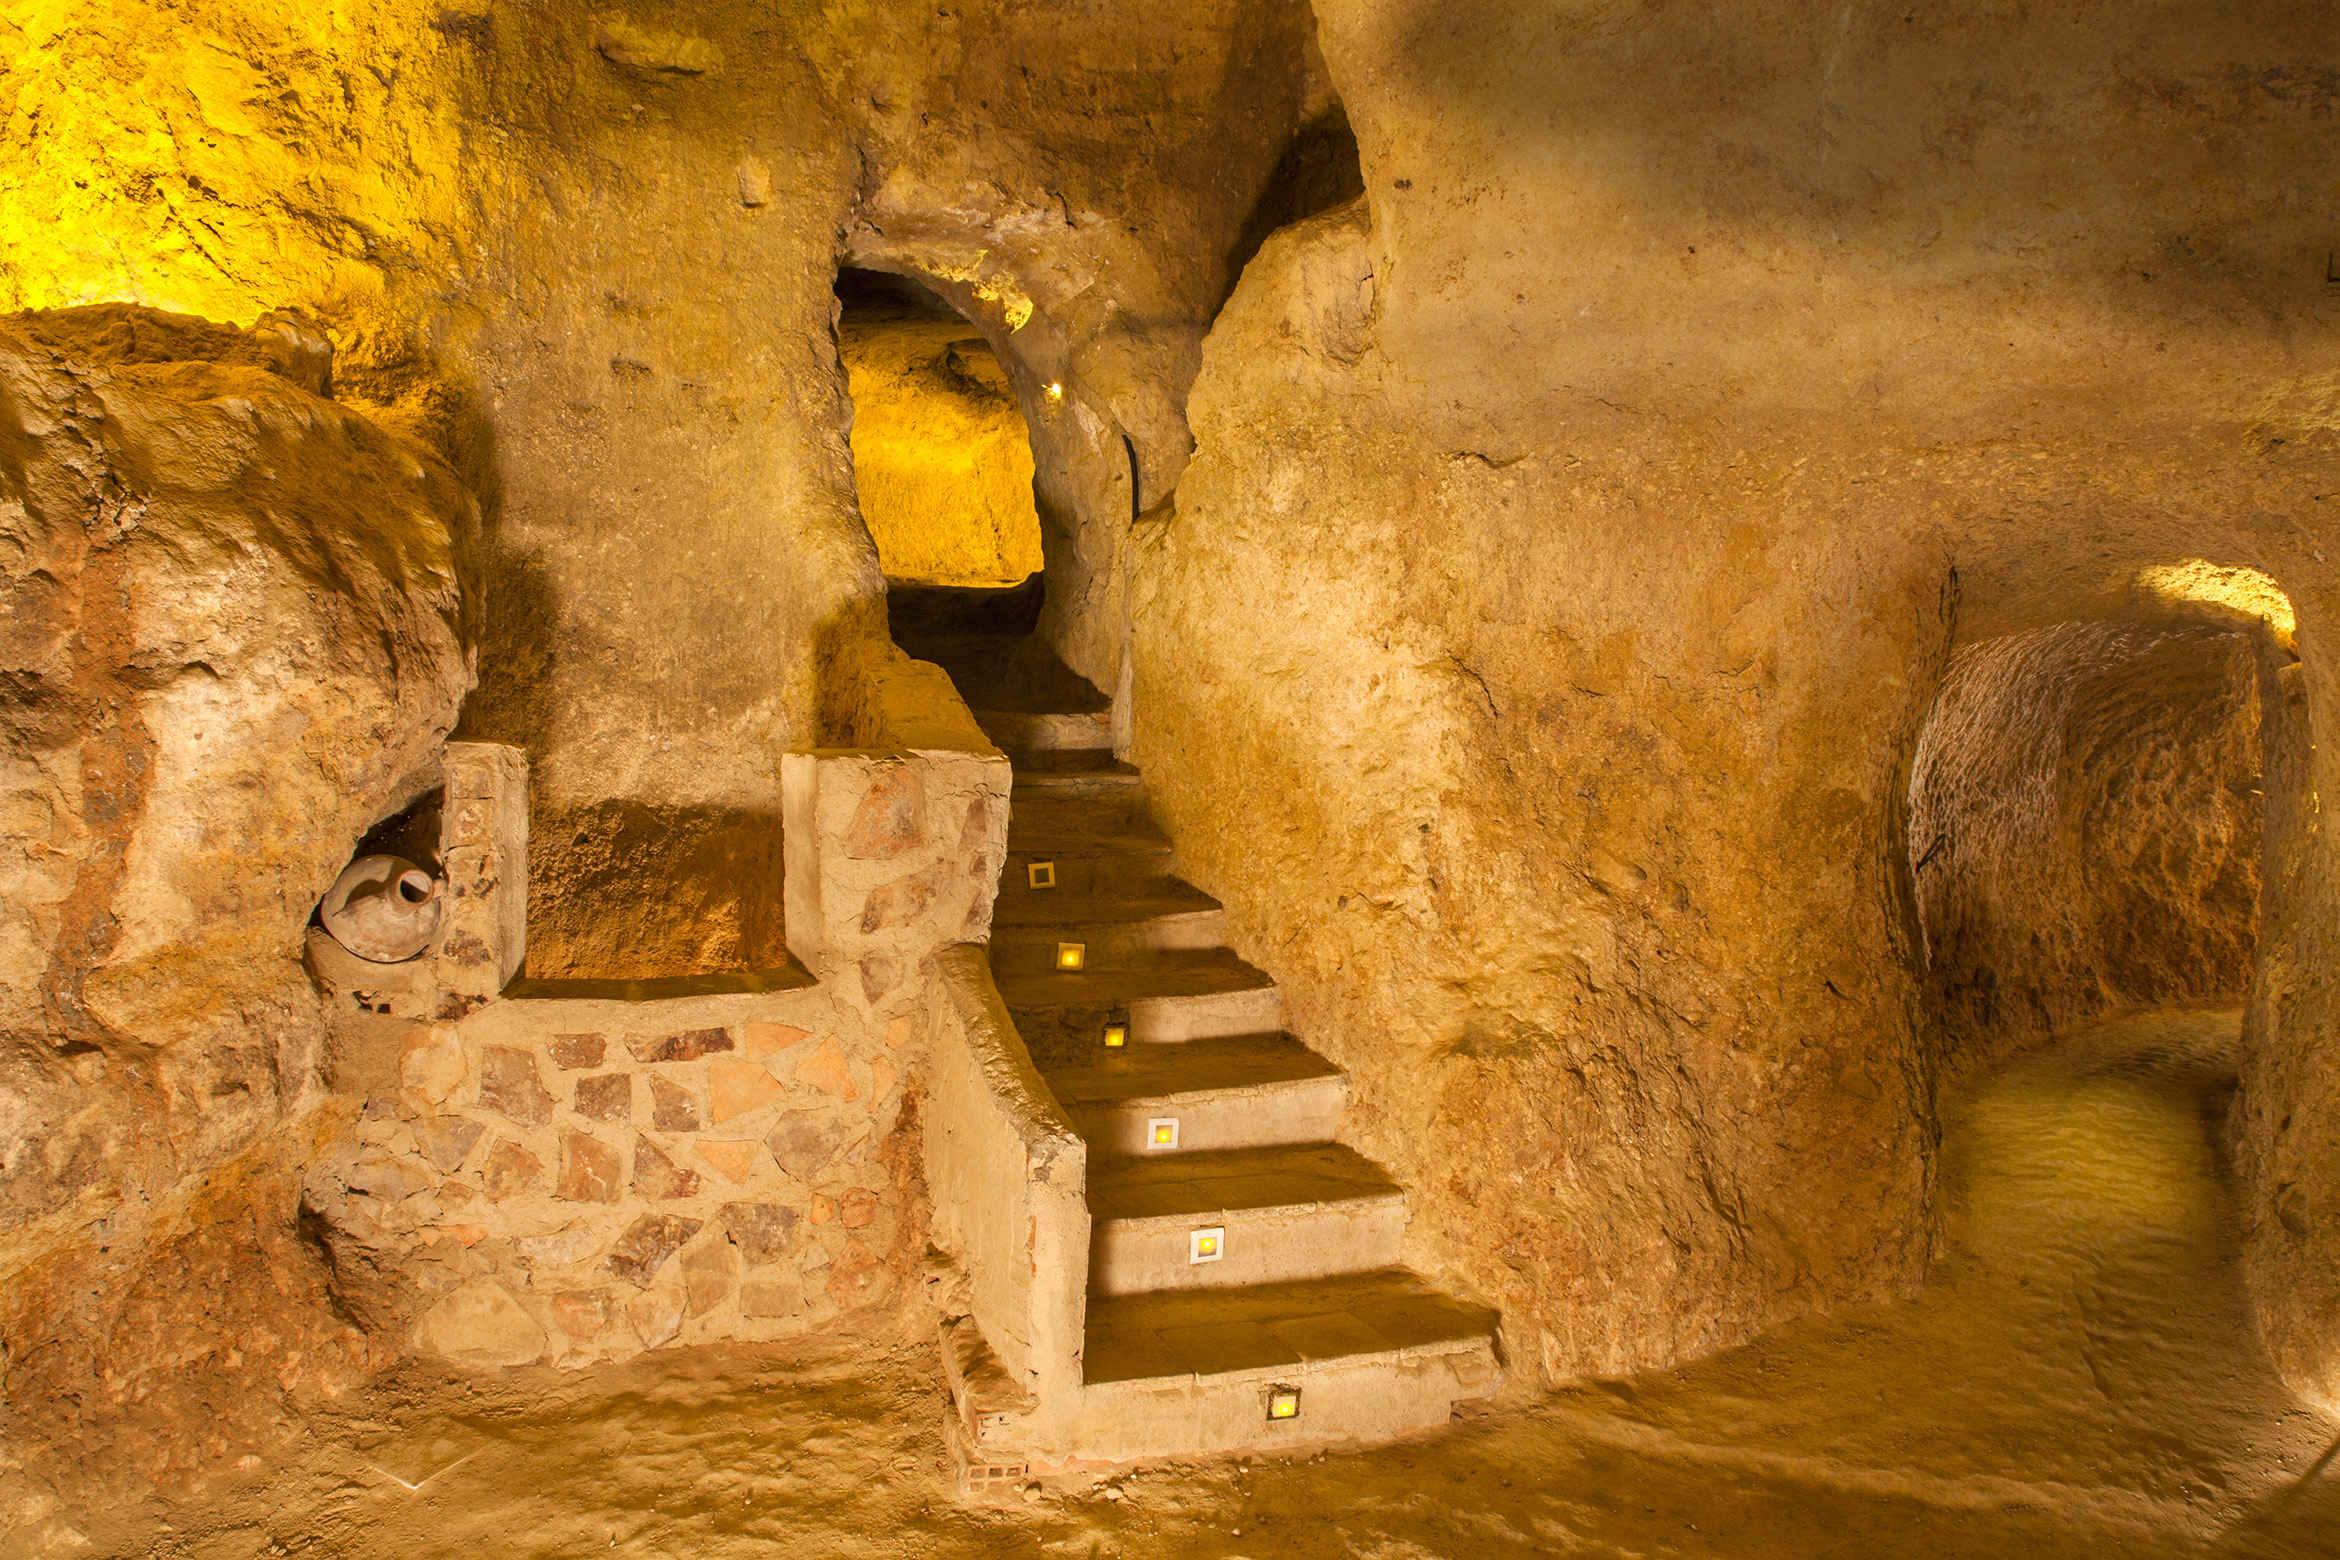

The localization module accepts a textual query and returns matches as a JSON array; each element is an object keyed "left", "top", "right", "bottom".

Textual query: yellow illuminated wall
[
  {"left": 2134, "top": 560, "right": 2297, "bottom": 651},
  {"left": 839, "top": 310, "right": 1045, "bottom": 588},
  {"left": 0, "top": 0, "right": 475, "bottom": 373}
]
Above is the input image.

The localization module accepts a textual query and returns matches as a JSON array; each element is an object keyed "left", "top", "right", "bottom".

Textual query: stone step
[
  {"left": 978, "top": 709, "right": 1113, "bottom": 752},
  {"left": 1042, "top": 1032, "right": 1348, "bottom": 1154},
  {"left": 1086, "top": 1142, "right": 1404, "bottom": 1296},
  {"left": 1008, "top": 750, "right": 1135, "bottom": 777},
  {"left": 1008, "top": 790, "right": 1155, "bottom": 842},
  {"left": 1072, "top": 1268, "right": 1502, "bottom": 1464},
  {"left": 1011, "top": 766, "right": 1143, "bottom": 797},
  {"left": 997, "top": 846, "right": 1184, "bottom": 914},
  {"left": 990, "top": 907, "right": 1228, "bottom": 971},
  {"left": 996, "top": 949, "right": 1282, "bottom": 1062},
  {"left": 991, "top": 878, "right": 1222, "bottom": 929}
]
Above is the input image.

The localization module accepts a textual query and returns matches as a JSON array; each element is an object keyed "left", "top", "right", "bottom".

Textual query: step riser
[
  {"left": 1000, "top": 852, "right": 1175, "bottom": 903},
  {"left": 1009, "top": 793, "right": 1154, "bottom": 840},
  {"left": 1005, "top": 987, "right": 1285, "bottom": 1069},
  {"left": 979, "top": 711, "right": 1114, "bottom": 751},
  {"left": 990, "top": 911, "right": 1228, "bottom": 971},
  {"left": 1070, "top": 1074, "right": 1348, "bottom": 1155},
  {"left": 1012, "top": 774, "right": 1143, "bottom": 801},
  {"left": 1090, "top": 1201, "right": 1404, "bottom": 1297},
  {"left": 1066, "top": 1341, "right": 1501, "bottom": 1466},
  {"left": 1131, "top": 983, "right": 1282, "bottom": 1042}
]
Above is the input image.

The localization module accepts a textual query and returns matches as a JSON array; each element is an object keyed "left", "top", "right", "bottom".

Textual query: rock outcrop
[{"left": 0, "top": 305, "right": 473, "bottom": 1484}]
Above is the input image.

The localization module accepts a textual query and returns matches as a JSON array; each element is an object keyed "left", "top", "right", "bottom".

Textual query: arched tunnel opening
[
  {"left": 1907, "top": 613, "right": 2268, "bottom": 1056},
  {"left": 1874, "top": 568, "right": 2304, "bottom": 1472},
  {"left": 835, "top": 266, "right": 1045, "bottom": 593},
  {"left": 834, "top": 265, "right": 1111, "bottom": 723}
]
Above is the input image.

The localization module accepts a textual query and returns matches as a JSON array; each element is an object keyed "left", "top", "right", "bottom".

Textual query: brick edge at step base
[{"left": 1063, "top": 1337, "right": 1502, "bottom": 1465}]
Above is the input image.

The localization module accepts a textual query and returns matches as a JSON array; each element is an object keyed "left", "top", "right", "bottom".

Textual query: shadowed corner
[
  {"left": 1347, "top": 0, "right": 2338, "bottom": 322},
  {"left": 2215, "top": 1429, "right": 2340, "bottom": 1557}
]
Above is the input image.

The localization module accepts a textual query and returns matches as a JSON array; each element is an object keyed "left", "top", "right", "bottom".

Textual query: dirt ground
[{"left": 12, "top": 1007, "right": 2336, "bottom": 1560}]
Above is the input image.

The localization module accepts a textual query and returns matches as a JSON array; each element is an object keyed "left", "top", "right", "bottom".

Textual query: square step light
[
  {"left": 1102, "top": 1019, "right": 1128, "bottom": 1048},
  {"left": 1028, "top": 860, "right": 1056, "bottom": 890},
  {"left": 1055, "top": 942, "right": 1086, "bottom": 971},
  {"left": 1146, "top": 1117, "right": 1180, "bottom": 1149},
  {"left": 1189, "top": 1226, "right": 1224, "bottom": 1264},
  {"left": 1267, "top": 1386, "right": 1301, "bottom": 1422}
]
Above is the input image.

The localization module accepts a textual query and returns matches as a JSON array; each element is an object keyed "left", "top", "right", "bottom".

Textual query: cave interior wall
[{"left": 2, "top": 0, "right": 2339, "bottom": 1488}]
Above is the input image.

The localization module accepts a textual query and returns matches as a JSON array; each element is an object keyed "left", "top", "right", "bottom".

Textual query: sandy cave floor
[{"left": 32, "top": 1007, "right": 2340, "bottom": 1560}]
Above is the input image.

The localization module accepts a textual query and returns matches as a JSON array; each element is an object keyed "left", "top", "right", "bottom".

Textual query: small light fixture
[
  {"left": 1056, "top": 942, "right": 1085, "bottom": 971},
  {"left": 1267, "top": 1386, "right": 1301, "bottom": 1422},
  {"left": 1147, "top": 1117, "right": 1179, "bottom": 1149},
  {"left": 1189, "top": 1226, "right": 1224, "bottom": 1264},
  {"left": 1045, "top": 382, "right": 1064, "bottom": 401},
  {"left": 1027, "top": 860, "right": 1056, "bottom": 890},
  {"left": 1102, "top": 1019, "right": 1128, "bottom": 1048}
]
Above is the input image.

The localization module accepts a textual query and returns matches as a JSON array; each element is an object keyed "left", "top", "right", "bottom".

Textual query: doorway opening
[
  {"left": 1905, "top": 612, "right": 2270, "bottom": 1062},
  {"left": 834, "top": 265, "right": 1107, "bottom": 721},
  {"left": 1884, "top": 572, "right": 2304, "bottom": 1484}
]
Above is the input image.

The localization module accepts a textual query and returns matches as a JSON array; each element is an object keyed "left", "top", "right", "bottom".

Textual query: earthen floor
[{"left": 24, "top": 1009, "right": 2338, "bottom": 1559}]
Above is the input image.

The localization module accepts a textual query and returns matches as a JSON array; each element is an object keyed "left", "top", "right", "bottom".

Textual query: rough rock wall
[
  {"left": 0, "top": 307, "right": 473, "bottom": 1482},
  {"left": 840, "top": 300, "right": 1044, "bottom": 588},
  {"left": 1134, "top": 203, "right": 1942, "bottom": 1382},
  {"left": 1131, "top": 0, "right": 2340, "bottom": 1392},
  {"left": 1909, "top": 622, "right": 2264, "bottom": 1067},
  {"left": 520, "top": 802, "right": 789, "bottom": 983},
  {"left": 2241, "top": 638, "right": 2340, "bottom": 1412}
]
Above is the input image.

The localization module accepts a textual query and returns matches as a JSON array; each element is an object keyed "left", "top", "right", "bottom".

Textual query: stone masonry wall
[
  {"left": 306, "top": 987, "right": 919, "bottom": 1368},
  {"left": 303, "top": 727, "right": 1007, "bottom": 1369}
]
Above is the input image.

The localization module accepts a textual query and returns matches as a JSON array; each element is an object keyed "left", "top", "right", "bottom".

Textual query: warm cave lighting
[
  {"left": 1267, "top": 1387, "right": 1302, "bottom": 1422},
  {"left": 1056, "top": 941, "right": 1086, "bottom": 970},
  {"left": 1045, "top": 381, "right": 1064, "bottom": 401},
  {"left": 1102, "top": 1019, "right": 1128, "bottom": 1047},
  {"left": 1148, "top": 1117, "right": 1180, "bottom": 1149},
  {"left": 1189, "top": 1226, "right": 1224, "bottom": 1264},
  {"left": 2133, "top": 559, "right": 2297, "bottom": 648}
]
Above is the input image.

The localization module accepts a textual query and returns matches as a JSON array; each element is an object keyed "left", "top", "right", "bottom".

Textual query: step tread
[
  {"left": 1009, "top": 751, "right": 1137, "bottom": 777},
  {"left": 992, "top": 886, "right": 1223, "bottom": 929},
  {"left": 1042, "top": 1031, "right": 1341, "bottom": 1108},
  {"left": 1087, "top": 1141, "right": 1401, "bottom": 1223},
  {"left": 993, "top": 948, "right": 1275, "bottom": 1009},
  {"left": 1006, "top": 830, "right": 1172, "bottom": 855},
  {"left": 1013, "top": 770, "right": 1143, "bottom": 794},
  {"left": 977, "top": 710, "right": 1114, "bottom": 751},
  {"left": 1084, "top": 1268, "right": 1497, "bottom": 1386}
]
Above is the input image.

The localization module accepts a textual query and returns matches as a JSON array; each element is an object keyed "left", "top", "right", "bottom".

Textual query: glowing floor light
[
  {"left": 1189, "top": 1226, "right": 1224, "bottom": 1264},
  {"left": 1148, "top": 1117, "right": 1180, "bottom": 1149},
  {"left": 1056, "top": 942, "right": 1086, "bottom": 970},
  {"left": 1102, "top": 1019, "right": 1128, "bottom": 1048},
  {"left": 1267, "top": 1387, "right": 1301, "bottom": 1422}
]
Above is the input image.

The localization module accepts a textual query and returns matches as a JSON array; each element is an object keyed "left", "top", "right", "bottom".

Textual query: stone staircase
[{"left": 968, "top": 701, "right": 1502, "bottom": 1465}]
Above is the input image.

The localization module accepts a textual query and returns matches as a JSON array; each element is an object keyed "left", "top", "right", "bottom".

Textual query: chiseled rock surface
[
  {"left": 0, "top": 304, "right": 472, "bottom": 1482},
  {"left": 1132, "top": 0, "right": 2340, "bottom": 1399},
  {"left": 1909, "top": 621, "right": 2265, "bottom": 1065}
]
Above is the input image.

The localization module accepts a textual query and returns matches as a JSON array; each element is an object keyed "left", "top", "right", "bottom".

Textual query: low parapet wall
[
  {"left": 302, "top": 636, "right": 1016, "bottom": 1369},
  {"left": 925, "top": 944, "right": 1089, "bottom": 1456},
  {"left": 305, "top": 977, "right": 922, "bottom": 1366}
]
